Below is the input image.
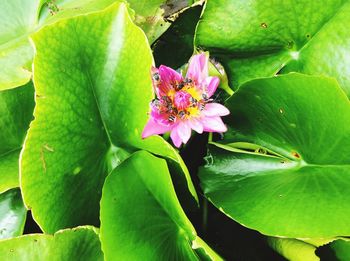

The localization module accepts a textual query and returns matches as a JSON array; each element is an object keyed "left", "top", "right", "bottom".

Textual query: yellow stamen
[{"left": 184, "top": 85, "right": 202, "bottom": 101}]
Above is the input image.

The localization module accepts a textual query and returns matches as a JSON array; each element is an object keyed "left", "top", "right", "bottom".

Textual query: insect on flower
[{"left": 142, "top": 53, "right": 230, "bottom": 148}]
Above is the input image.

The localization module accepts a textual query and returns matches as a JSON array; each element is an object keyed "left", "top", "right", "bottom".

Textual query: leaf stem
[{"left": 208, "top": 132, "right": 213, "bottom": 142}]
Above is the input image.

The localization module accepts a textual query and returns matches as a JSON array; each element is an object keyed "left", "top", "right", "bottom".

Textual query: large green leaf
[
  {"left": 0, "top": 82, "right": 34, "bottom": 193},
  {"left": 0, "top": 0, "right": 200, "bottom": 90},
  {"left": 0, "top": 226, "right": 103, "bottom": 260},
  {"left": 100, "top": 150, "right": 221, "bottom": 260},
  {"left": 21, "top": 2, "right": 196, "bottom": 233},
  {"left": 0, "top": 0, "right": 41, "bottom": 90},
  {"left": 0, "top": 189, "right": 26, "bottom": 240},
  {"left": 199, "top": 73, "right": 350, "bottom": 237},
  {"left": 37, "top": 0, "right": 117, "bottom": 24},
  {"left": 329, "top": 239, "right": 350, "bottom": 260},
  {"left": 195, "top": 0, "right": 350, "bottom": 97},
  {"left": 0, "top": 0, "right": 121, "bottom": 90}
]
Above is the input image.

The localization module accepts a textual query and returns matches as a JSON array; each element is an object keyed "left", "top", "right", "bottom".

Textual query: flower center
[
  {"left": 152, "top": 78, "right": 208, "bottom": 123},
  {"left": 174, "top": 91, "right": 191, "bottom": 109}
]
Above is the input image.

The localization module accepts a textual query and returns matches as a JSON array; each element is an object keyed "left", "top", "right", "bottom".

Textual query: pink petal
[
  {"left": 201, "top": 116, "right": 227, "bottom": 133},
  {"left": 156, "top": 65, "right": 183, "bottom": 97},
  {"left": 150, "top": 106, "right": 171, "bottom": 125},
  {"left": 170, "top": 127, "right": 182, "bottom": 148},
  {"left": 203, "top": 103, "right": 230, "bottom": 117},
  {"left": 142, "top": 119, "right": 172, "bottom": 138},
  {"left": 159, "top": 65, "right": 183, "bottom": 89},
  {"left": 176, "top": 122, "right": 192, "bottom": 144},
  {"left": 159, "top": 65, "right": 182, "bottom": 82},
  {"left": 188, "top": 118, "right": 203, "bottom": 134},
  {"left": 206, "top": 76, "right": 220, "bottom": 97},
  {"left": 186, "top": 53, "right": 209, "bottom": 84}
]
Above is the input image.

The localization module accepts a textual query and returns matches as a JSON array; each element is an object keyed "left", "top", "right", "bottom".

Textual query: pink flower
[{"left": 142, "top": 53, "right": 230, "bottom": 148}]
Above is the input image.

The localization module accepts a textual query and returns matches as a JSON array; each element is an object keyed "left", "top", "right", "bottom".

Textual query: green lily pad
[
  {"left": 268, "top": 237, "right": 320, "bottom": 261},
  {"left": 199, "top": 73, "right": 350, "bottom": 237},
  {"left": 195, "top": 0, "right": 350, "bottom": 97},
  {"left": 0, "top": 189, "right": 26, "bottom": 240},
  {"left": 0, "top": 226, "right": 103, "bottom": 260},
  {"left": 0, "top": 82, "right": 34, "bottom": 193},
  {"left": 0, "top": 0, "right": 122, "bottom": 90},
  {"left": 37, "top": 0, "right": 117, "bottom": 24},
  {"left": 268, "top": 237, "right": 340, "bottom": 261},
  {"left": 21, "top": 2, "right": 196, "bottom": 233},
  {"left": 0, "top": 0, "right": 41, "bottom": 90},
  {"left": 100, "top": 150, "right": 221, "bottom": 260},
  {"left": 0, "top": 0, "right": 200, "bottom": 90},
  {"left": 329, "top": 239, "right": 350, "bottom": 260},
  {"left": 268, "top": 237, "right": 350, "bottom": 260}
]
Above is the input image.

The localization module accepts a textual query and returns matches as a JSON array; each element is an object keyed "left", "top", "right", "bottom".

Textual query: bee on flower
[{"left": 142, "top": 53, "right": 230, "bottom": 147}]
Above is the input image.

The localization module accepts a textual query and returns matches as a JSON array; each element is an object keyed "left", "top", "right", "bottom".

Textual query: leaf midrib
[
  {"left": 135, "top": 152, "right": 196, "bottom": 243},
  {"left": 71, "top": 19, "right": 114, "bottom": 147},
  {"left": 0, "top": 147, "right": 21, "bottom": 161}
]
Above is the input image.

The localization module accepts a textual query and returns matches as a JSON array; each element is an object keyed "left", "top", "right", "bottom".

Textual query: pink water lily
[{"left": 142, "top": 53, "right": 230, "bottom": 147}]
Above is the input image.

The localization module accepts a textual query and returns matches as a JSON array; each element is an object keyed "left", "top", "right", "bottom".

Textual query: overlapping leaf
[
  {"left": 329, "top": 239, "right": 350, "bottom": 260},
  {"left": 0, "top": 0, "right": 120, "bottom": 90},
  {"left": 0, "top": 0, "right": 41, "bottom": 90},
  {"left": 21, "top": 2, "right": 196, "bottom": 233},
  {"left": 199, "top": 73, "right": 350, "bottom": 237},
  {"left": 268, "top": 237, "right": 350, "bottom": 260},
  {"left": 0, "top": 82, "right": 34, "bottom": 193},
  {"left": 0, "top": 0, "right": 200, "bottom": 90},
  {"left": 0, "top": 189, "right": 26, "bottom": 240},
  {"left": 267, "top": 237, "right": 321, "bottom": 261},
  {"left": 127, "top": 0, "right": 171, "bottom": 43},
  {"left": 101, "top": 151, "right": 221, "bottom": 260},
  {"left": 0, "top": 226, "right": 103, "bottom": 260},
  {"left": 195, "top": 0, "right": 350, "bottom": 97},
  {"left": 128, "top": 0, "right": 200, "bottom": 43}
]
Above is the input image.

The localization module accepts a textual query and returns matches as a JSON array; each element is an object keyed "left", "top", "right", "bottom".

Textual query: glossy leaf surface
[
  {"left": 268, "top": 237, "right": 320, "bottom": 261},
  {"left": 0, "top": 0, "right": 41, "bottom": 90},
  {"left": 100, "top": 151, "right": 220, "bottom": 260},
  {"left": 0, "top": 189, "right": 26, "bottom": 240},
  {"left": 195, "top": 0, "right": 350, "bottom": 97},
  {"left": 0, "top": 0, "right": 199, "bottom": 90},
  {"left": 199, "top": 74, "right": 350, "bottom": 237},
  {"left": 0, "top": 226, "right": 103, "bottom": 261},
  {"left": 38, "top": 0, "right": 117, "bottom": 24},
  {"left": 21, "top": 2, "right": 196, "bottom": 233},
  {"left": 330, "top": 239, "right": 350, "bottom": 261},
  {"left": 0, "top": 82, "right": 34, "bottom": 193},
  {"left": 0, "top": 0, "right": 121, "bottom": 90}
]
